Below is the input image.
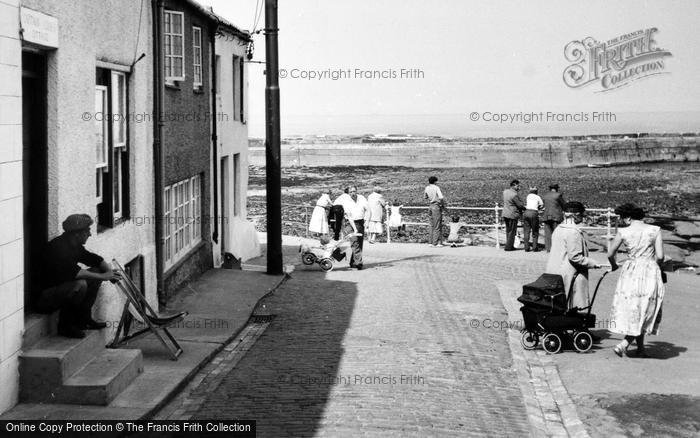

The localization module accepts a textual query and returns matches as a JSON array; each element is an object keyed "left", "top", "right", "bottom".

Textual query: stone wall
[{"left": 249, "top": 136, "right": 700, "bottom": 168}]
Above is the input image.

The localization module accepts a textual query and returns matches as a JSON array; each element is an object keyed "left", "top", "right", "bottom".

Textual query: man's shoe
[
  {"left": 83, "top": 319, "right": 108, "bottom": 330},
  {"left": 58, "top": 325, "right": 86, "bottom": 339},
  {"left": 355, "top": 264, "right": 363, "bottom": 270},
  {"left": 435, "top": 244, "right": 444, "bottom": 248},
  {"left": 504, "top": 248, "right": 515, "bottom": 251}
]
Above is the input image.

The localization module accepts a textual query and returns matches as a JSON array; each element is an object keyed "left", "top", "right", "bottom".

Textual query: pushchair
[
  {"left": 299, "top": 232, "right": 362, "bottom": 272},
  {"left": 518, "top": 271, "right": 609, "bottom": 354}
]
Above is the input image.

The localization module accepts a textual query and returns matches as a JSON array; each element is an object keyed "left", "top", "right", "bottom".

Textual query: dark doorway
[{"left": 22, "top": 51, "right": 48, "bottom": 310}]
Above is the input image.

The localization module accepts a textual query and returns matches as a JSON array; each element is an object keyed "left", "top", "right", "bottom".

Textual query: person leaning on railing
[
  {"left": 541, "top": 183, "right": 566, "bottom": 253},
  {"left": 523, "top": 187, "right": 544, "bottom": 252},
  {"left": 502, "top": 179, "right": 525, "bottom": 251},
  {"left": 424, "top": 176, "right": 446, "bottom": 247}
]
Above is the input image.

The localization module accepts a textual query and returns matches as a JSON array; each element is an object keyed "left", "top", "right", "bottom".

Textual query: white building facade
[{"left": 211, "top": 17, "right": 258, "bottom": 266}]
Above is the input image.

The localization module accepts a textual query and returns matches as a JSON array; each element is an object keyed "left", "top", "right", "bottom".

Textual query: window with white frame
[
  {"left": 164, "top": 174, "right": 202, "bottom": 269},
  {"left": 231, "top": 55, "right": 246, "bottom": 122},
  {"left": 164, "top": 10, "right": 185, "bottom": 82},
  {"left": 232, "top": 56, "right": 241, "bottom": 121},
  {"left": 95, "top": 85, "right": 108, "bottom": 203},
  {"left": 96, "top": 68, "right": 130, "bottom": 228},
  {"left": 112, "top": 71, "right": 127, "bottom": 218},
  {"left": 192, "top": 26, "right": 202, "bottom": 87}
]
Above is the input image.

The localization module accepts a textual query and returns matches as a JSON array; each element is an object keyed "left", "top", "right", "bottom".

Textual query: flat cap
[
  {"left": 549, "top": 183, "right": 560, "bottom": 189},
  {"left": 62, "top": 214, "right": 93, "bottom": 232}
]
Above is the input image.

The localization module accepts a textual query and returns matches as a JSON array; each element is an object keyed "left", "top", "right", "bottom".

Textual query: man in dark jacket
[
  {"left": 502, "top": 179, "right": 524, "bottom": 251},
  {"left": 34, "top": 214, "right": 121, "bottom": 338},
  {"left": 541, "top": 183, "right": 567, "bottom": 252}
]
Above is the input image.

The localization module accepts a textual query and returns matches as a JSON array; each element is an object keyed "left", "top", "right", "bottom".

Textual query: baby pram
[
  {"left": 518, "top": 271, "right": 609, "bottom": 354},
  {"left": 299, "top": 232, "right": 362, "bottom": 272}
]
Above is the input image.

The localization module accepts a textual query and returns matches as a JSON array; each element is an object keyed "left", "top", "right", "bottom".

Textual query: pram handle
[{"left": 572, "top": 270, "right": 611, "bottom": 315}]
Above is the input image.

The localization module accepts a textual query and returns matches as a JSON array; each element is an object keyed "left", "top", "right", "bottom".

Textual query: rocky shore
[{"left": 247, "top": 162, "right": 699, "bottom": 273}]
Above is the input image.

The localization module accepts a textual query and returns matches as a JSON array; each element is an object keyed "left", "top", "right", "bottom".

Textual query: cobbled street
[{"left": 160, "top": 244, "right": 550, "bottom": 436}]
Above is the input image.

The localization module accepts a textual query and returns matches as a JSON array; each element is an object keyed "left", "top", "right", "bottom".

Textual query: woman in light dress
[
  {"left": 607, "top": 203, "right": 665, "bottom": 358},
  {"left": 367, "top": 187, "right": 386, "bottom": 243},
  {"left": 308, "top": 189, "right": 333, "bottom": 236}
]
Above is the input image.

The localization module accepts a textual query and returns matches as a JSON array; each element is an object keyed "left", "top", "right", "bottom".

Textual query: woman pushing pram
[{"left": 300, "top": 203, "right": 362, "bottom": 272}]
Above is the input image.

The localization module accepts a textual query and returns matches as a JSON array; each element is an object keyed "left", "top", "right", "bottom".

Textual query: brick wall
[
  {"left": 161, "top": 1, "right": 214, "bottom": 296},
  {"left": 0, "top": 0, "right": 24, "bottom": 414}
]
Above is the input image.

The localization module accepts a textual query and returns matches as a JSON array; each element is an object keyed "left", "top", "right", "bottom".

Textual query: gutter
[
  {"left": 152, "top": 0, "right": 165, "bottom": 303},
  {"left": 211, "top": 21, "right": 218, "bottom": 245}
]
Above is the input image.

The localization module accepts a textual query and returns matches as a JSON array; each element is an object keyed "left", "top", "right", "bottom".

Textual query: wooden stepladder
[{"left": 108, "top": 259, "right": 187, "bottom": 360}]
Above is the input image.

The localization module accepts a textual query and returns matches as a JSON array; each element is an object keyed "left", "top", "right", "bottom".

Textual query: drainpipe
[
  {"left": 211, "top": 22, "right": 219, "bottom": 246},
  {"left": 152, "top": 0, "right": 165, "bottom": 303}
]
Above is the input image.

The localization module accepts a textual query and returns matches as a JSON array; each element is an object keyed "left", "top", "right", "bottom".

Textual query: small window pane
[{"left": 95, "top": 86, "right": 108, "bottom": 168}]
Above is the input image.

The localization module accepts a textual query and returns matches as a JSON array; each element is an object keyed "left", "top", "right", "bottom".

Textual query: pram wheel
[
  {"left": 542, "top": 333, "right": 562, "bottom": 354},
  {"left": 520, "top": 331, "right": 539, "bottom": 350},
  {"left": 302, "top": 252, "right": 317, "bottom": 265},
  {"left": 319, "top": 258, "right": 334, "bottom": 272},
  {"left": 573, "top": 331, "right": 593, "bottom": 353}
]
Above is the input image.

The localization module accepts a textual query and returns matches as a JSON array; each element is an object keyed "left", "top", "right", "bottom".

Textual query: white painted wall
[
  {"left": 0, "top": 0, "right": 156, "bottom": 415},
  {"left": 19, "top": 0, "right": 157, "bottom": 334},
  {"left": 213, "top": 30, "right": 254, "bottom": 265},
  {"left": 0, "top": 0, "right": 24, "bottom": 415}
]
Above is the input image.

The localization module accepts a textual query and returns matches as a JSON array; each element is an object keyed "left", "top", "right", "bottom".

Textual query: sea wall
[{"left": 248, "top": 135, "right": 700, "bottom": 168}]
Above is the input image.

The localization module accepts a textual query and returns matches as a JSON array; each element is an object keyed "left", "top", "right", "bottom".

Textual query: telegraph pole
[{"left": 265, "top": 0, "right": 283, "bottom": 274}]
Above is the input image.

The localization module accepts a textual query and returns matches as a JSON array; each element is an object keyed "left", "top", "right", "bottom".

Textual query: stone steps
[
  {"left": 22, "top": 311, "right": 59, "bottom": 348},
  {"left": 19, "top": 313, "right": 143, "bottom": 406},
  {"left": 59, "top": 349, "right": 143, "bottom": 405}
]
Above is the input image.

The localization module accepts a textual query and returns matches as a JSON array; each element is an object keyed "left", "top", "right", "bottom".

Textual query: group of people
[
  {"left": 543, "top": 200, "right": 666, "bottom": 357},
  {"left": 308, "top": 178, "right": 667, "bottom": 358},
  {"left": 502, "top": 179, "right": 566, "bottom": 252},
  {"left": 308, "top": 186, "right": 398, "bottom": 270},
  {"left": 43, "top": 191, "right": 666, "bottom": 359}
]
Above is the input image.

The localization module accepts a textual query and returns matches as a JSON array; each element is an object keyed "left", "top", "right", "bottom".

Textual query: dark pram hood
[{"left": 518, "top": 273, "right": 567, "bottom": 313}]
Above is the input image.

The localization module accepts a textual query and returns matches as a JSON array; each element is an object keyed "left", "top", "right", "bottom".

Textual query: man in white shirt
[
  {"left": 424, "top": 176, "right": 446, "bottom": 247},
  {"left": 523, "top": 187, "right": 544, "bottom": 252},
  {"left": 333, "top": 186, "right": 369, "bottom": 269}
]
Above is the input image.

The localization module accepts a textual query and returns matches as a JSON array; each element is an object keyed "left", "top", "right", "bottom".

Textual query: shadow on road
[
  {"left": 190, "top": 244, "right": 362, "bottom": 436},
  {"left": 643, "top": 341, "right": 687, "bottom": 359}
]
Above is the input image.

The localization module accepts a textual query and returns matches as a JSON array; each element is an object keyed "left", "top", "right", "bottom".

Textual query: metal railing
[{"left": 247, "top": 199, "right": 618, "bottom": 250}]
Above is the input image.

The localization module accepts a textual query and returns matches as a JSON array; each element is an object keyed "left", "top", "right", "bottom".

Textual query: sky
[{"left": 208, "top": 0, "right": 700, "bottom": 137}]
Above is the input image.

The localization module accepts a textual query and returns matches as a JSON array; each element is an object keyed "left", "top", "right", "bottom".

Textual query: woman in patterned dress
[{"left": 607, "top": 203, "right": 666, "bottom": 358}]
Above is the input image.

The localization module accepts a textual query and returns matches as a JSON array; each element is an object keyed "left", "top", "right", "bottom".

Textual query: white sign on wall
[{"left": 20, "top": 7, "right": 58, "bottom": 49}]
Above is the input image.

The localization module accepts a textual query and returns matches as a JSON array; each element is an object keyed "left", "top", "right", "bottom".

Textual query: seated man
[{"left": 34, "top": 214, "right": 121, "bottom": 338}]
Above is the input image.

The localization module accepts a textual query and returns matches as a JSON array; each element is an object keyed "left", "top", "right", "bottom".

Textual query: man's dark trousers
[
  {"left": 504, "top": 217, "right": 519, "bottom": 250},
  {"left": 522, "top": 210, "right": 540, "bottom": 251},
  {"left": 35, "top": 277, "right": 102, "bottom": 329},
  {"left": 429, "top": 204, "right": 443, "bottom": 245},
  {"left": 543, "top": 220, "right": 560, "bottom": 252},
  {"left": 344, "top": 219, "right": 365, "bottom": 267}
]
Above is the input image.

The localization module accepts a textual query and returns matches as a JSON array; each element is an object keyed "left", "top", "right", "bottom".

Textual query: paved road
[{"left": 184, "top": 244, "right": 546, "bottom": 436}]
